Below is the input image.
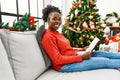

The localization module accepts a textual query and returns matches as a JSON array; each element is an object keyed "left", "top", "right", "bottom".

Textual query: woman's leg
[
  {"left": 59, "top": 57, "right": 120, "bottom": 72},
  {"left": 92, "top": 51, "right": 120, "bottom": 59}
]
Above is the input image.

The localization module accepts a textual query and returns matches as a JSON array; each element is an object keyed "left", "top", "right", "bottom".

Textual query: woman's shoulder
[{"left": 43, "top": 30, "right": 56, "bottom": 40}]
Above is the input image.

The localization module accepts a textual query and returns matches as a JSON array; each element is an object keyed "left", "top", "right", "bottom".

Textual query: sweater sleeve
[{"left": 42, "top": 35, "right": 82, "bottom": 65}]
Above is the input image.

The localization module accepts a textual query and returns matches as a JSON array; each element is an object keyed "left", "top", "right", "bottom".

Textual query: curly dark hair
[{"left": 42, "top": 5, "right": 61, "bottom": 22}]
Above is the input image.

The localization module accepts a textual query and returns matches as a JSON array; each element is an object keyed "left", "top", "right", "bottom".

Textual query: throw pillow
[
  {"left": 36, "top": 25, "right": 51, "bottom": 68},
  {"left": 0, "top": 30, "right": 47, "bottom": 80},
  {"left": 0, "top": 30, "right": 15, "bottom": 80}
]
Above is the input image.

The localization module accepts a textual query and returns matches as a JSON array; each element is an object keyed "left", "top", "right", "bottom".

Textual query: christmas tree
[{"left": 62, "top": 0, "right": 105, "bottom": 50}]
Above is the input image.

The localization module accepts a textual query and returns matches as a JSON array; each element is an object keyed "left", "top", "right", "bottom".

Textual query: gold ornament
[
  {"left": 88, "top": 15, "right": 93, "bottom": 19},
  {"left": 90, "top": 36, "right": 94, "bottom": 40},
  {"left": 99, "top": 20, "right": 103, "bottom": 24},
  {"left": 77, "top": 27, "right": 81, "bottom": 31},
  {"left": 86, "top": 34, "right": 89, "bottom": 38},
  {"left": 82, "top": 34, "right": 85, "bottom": 37}
]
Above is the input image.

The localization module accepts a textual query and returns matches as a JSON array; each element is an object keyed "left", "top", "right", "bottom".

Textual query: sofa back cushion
[{"left": 0, "top": 29, "right": 47, "bottom": 80}]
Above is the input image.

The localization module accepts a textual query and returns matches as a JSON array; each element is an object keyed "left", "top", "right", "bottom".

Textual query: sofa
[{"left": 0, "top": 27, "right": 120, "bottom": 80}]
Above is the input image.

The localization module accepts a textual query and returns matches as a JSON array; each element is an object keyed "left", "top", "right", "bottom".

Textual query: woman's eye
[
  {"left": 59, "top": 18, "right": 61, "bottom": 21},
  {"left": 53, "top": 18, "right": 61, "bottom": 21},
  {"left": 53, "top": 18, "right": 56, "bottom": 20}
]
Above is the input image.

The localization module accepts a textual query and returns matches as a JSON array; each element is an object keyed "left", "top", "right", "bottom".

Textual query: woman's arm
[{"left": 42, "top": 35, "right": 83, "bottom": 65}]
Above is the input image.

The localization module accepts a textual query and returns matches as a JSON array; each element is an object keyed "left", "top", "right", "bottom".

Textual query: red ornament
[
  {"left": 72, "top": 2, "right": 79, "bottom": 9},
  {"left": 79, "top": 37, "right": 83, "bottom": 41},
  {"left": 105, "top": 38, "right": 109, "bottom": 45},
  {"left": 17, "top": 28, "right": 21, "bottom": 31},
  {"left": 9, "top": 27, "right": 13, "bottom": 31},
  {"left": 28, "top": 16, "right": 34, "bottom": 26},
  {"left": 90, "top": 1, "right": 95, "bottom": 6},
  {"left": 65, "top": 30, "right": 68, "bottom": 35}
]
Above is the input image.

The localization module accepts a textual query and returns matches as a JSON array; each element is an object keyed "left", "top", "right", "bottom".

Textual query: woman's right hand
[{"left": 81, "top": 51, "right": 92, "bottom": 60}]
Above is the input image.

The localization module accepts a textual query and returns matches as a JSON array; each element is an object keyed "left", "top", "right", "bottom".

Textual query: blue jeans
[{"left": 59, "top": 51, "right": 120, "bottom": 72}]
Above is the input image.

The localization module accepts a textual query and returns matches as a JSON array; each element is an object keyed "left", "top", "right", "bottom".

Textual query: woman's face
[{"left": 47, "top": 12, "right": 62, "bottom": 31}]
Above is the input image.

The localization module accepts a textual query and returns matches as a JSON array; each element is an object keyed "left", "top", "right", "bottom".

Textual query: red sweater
[{"left": 42, "top": 29, "right": 83, "bottom": 71}]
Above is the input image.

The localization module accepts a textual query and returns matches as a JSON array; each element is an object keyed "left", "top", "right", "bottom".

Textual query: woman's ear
[
  {"left": 47, "top": 17, "right": 50, "bottom": 22},
  {"left": 47, "top": 17, "right": 51, "bottom": 24}
]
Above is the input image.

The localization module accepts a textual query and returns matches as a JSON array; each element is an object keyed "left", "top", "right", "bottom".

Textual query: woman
[{"left": 40, "top": 5, "right": 120, "bottom": 72}]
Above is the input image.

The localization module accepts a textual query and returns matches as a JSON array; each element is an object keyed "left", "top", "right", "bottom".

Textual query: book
[{"left": 77, "top": 37, "right": 100, "bottom": 56}]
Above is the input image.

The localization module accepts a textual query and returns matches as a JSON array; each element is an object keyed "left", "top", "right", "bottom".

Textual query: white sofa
[{"left": 0, "top": 28, "right": 120, "bottom": 80}]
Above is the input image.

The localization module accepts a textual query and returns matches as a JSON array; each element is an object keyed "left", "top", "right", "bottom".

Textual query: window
[{"left": 0, "top": 0, "right": 44, "bottom": 28}]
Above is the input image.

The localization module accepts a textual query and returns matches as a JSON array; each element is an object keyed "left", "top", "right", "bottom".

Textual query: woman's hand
[
  {"left": 81, "top": 51, "right": 92, "bottom": 60},
  {"left": 73, "top": 46, "right": 89, "bottom": 51},
  {"left": 84, "top": 46, "right": 89, "bottom": 50},
  {"left": 73, "top": 47, "right": 86, "bottom": 51}
]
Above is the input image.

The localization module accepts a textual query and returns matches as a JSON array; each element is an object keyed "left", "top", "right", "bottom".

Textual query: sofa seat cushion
[{"left": 37, "top": 69, "right": 120, "bottom": 80}]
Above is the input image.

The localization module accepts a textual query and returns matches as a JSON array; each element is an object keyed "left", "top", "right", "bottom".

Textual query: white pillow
[
  {"left": 0, "top": 30, "right": 46, "bottom": 80},
  {"left": 0, "top": 31, "right": 15, "bottom": 80}
]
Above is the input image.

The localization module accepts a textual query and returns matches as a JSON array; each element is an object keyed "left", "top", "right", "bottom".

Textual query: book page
[
  {"left": 77, "top": 37, "right": 100, "bottom": 56},
  {"left": 86, "top": 37, "right": 100, "bottom": 52}
]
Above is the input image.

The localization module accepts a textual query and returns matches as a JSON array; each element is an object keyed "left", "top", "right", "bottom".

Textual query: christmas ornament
[
  {"left": 89, "top": 21, "right": 95, "bottom": 29},
  {"left": 103, "top": 27, "right": 110, "bottom": 39},
  {"left": 90, "top": 36, "right": 94, "bottom": 40},
  {"left": 65, "top": 30, "right": 68, "bottom": 35},
  {"left": 79, "top": 21, "right": 83, "bottom": 26},
  {"left": 9, "top": 27, "right": 13, "bottom": 31},
  {"left": 90, "top": 1, "right": 95, "bottom": 6},
  {"left": 74, "top": 21, "right": 77, "bottom": 25},
  {"left": 79, "top": 4, "right": 82, "bottom": 7},
  {"left": 76, "top": 27, "right": 80, "bottom": 31},
  {"left": 28, "top": 16, "right": 35, "bottom": 26},
  {"left": 79, "top": 37, "right": 83, "bottom": 41},
  {"left": 64, "top": 22, "right": 69, "bottom": 27},
  {"left": 75, "top": 9, "right": 79, "bottom": 17},
  {"left": 88, "top": 15, "right": 93, "bottom": 19},
  {"left": 70, "top": 14, "right": 74, "bottom": 21},
  {"left": 72, "top": 2, "right": 79, "bottom": 9},
  {"left": 78, "top": 0, "right": 81, "bottom": 4},
  {"left": 105, "top": 38, "right": 109, "bottom": 45},
  {"left": 82, "top": 22, "right": 88, "bottom": 29}
]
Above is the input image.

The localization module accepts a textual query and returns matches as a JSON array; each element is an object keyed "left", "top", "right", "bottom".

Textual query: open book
[{"left": 77, "top": 37, "right": 100, "bottom": 56}]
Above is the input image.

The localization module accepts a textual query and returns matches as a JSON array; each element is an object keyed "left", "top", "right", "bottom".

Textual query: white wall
[
  {"left": 62, "top": 0, "right": 120, "bottom": 19},
  {"left": 97, "top": 0, "right": 120, "bottom": 19}
]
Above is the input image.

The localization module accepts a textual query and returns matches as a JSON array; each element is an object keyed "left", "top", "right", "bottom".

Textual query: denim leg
[
  {"left": 92, "top": 51, "right": 120, "bottom": 59},
  {"left": 59, "top": 57, "right": 120, "bottom": 72},
  {"left": 107, "top": 59, "right": 120, "bottom": 69}
]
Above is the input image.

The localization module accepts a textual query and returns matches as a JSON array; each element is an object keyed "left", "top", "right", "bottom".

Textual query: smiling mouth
[{"left": 54, "top": 25, "right": 59, "bottom": 28}]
